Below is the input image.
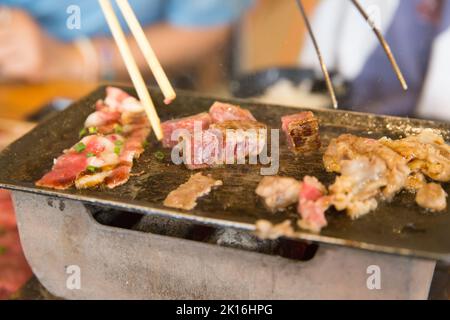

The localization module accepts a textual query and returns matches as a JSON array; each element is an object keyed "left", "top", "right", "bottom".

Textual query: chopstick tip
[
  {"left": 332, "top": 101, "right": 339, "bottom": 109},
  {"left": 164, "top": 95, "right": 176, "bottom": 105},
  {"left": 155, "top": 129, "right": 164, "bottom": 141}
]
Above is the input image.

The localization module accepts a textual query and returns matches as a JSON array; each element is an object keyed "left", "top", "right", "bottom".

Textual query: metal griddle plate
[{"left": 1, "top": 85, "right": 450, "bottom": 261}]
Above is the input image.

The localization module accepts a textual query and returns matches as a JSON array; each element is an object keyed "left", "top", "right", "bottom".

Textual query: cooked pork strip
[
  {"left": 36, "top": 152, "right": 88, "bottom": 190},
  {"left": 104, "top": 86, "right": 131, "bottom": 109},
  {"left": 75, "top": 171, "right": 111, "bottom": 189},
  {"left": 86, "top": 87, "right": 145, "bottom": 129},
  {"left": 105, "top": 164, "right": 133, "bottom": 189},
  {"left": 85, "top": 109, "right": 121, "bottom": 128},
  {"left": 36, "top": 135, "right": 120, "bottom": 190},
  {"left": 255, "top": 176, "right": 301, "bottom": 212},
  {"left": 37, "top": 87, "right": 150, "bottom": 190},
  {"left": 163, "top": 173, "right": 223, "bottom": 210}
]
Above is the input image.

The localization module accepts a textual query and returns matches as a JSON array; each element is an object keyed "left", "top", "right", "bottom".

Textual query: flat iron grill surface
[{"left": 1, "top": 86, "right": 450, "bottom": 260}]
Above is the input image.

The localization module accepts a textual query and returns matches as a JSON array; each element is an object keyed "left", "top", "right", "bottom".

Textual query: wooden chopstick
[
  {"left": 116, "top": 0, "right": 177, "bottom": 104},
  {"left": 295, "top": 0, "right": 338, "bottom": 109},
  {"left": 98, "top": 0, "right": 163, "bottom": 140},
  {"left": 350, "top": 0, "right": 408, "bottom": 91}
]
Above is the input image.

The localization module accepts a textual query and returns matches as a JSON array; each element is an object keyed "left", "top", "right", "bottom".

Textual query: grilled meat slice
[{"left": 163, "top": 173, "right": 223, "bottom": 210}]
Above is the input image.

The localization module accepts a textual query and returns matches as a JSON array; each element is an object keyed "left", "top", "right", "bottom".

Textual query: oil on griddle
[{"left": 1, "top": 86, "right": 450, "bottom": 261}]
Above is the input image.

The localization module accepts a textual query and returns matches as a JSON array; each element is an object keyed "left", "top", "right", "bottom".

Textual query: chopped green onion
[
  {"left": 114, "top": 146, "right": 122, "bottom": 155},
  {"left": 142, "top": 140, "right": 149, "bottom": 148},
  {"left": 0, "top": 246, "right": 6, "bottom": 256},
  {"left": 114, "top": 124, "right": 124, "bottom": 134},
  {"left": 115, "top": 140, "right": 124, "bottom": 147},
  {"left": 154, "top": 151, "right": 165, "bottom": 161},
  {"left": 79, "top": 128, "right": 87, "bottom": 138},
  {"left": 74, "top": 143, "right": 86, "bottom": 153},
  {"left": 88, "top": 127, "right": 98, "bottom": 134},
  {"left": 86, "top": 166, "right": 97, "bottom": 173},
  {"left": 86, "top": 152, "right": 95, "bottom": 158}
]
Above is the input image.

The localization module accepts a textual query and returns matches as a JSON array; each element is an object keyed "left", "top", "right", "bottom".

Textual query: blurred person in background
[
  {"left": 0, "top": 0, "right": 253, "bottom": 83},
  {"left": 301, "top": 0, "right": 450, "bottom": 121}
]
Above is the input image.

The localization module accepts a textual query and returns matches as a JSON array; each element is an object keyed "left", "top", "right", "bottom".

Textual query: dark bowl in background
[{"left": 230, "top": 67, "right": 349, "bottom": 104}]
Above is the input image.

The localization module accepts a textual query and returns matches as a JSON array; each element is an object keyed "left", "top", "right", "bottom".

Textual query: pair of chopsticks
[
  {"left": 295, "top": 0, "right": 408, "bottom": 109},
  {"left": 99, "top": 0, "right": 176, "bottom": 141}
]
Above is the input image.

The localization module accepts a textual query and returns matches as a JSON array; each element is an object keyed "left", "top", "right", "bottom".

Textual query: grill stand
[{"left": 11, "top": 191, "right": 436, "bottom": 300}]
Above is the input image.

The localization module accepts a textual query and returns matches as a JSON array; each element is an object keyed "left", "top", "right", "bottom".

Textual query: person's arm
[
  {"left": 97, "top": 22, "right": 231, "bottom": 79},
  {"left": 0, "top": 8, "right": 230, "bottom": 82},
  {"left": 0, "top": 9, "right": 86, "bottom": 82}
]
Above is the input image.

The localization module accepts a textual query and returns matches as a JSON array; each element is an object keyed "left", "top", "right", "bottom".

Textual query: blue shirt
[
  {"left": 348, "top": 0, "right": 450, "bottom": 116},
  {"left": 0, "top": 0, "right": 253, "bottom": 41}
]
